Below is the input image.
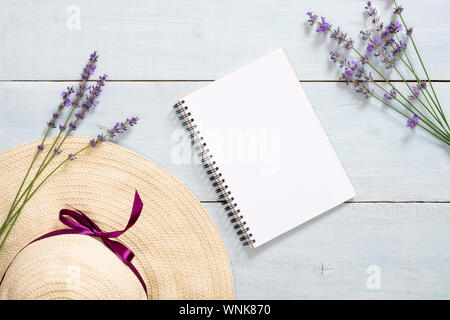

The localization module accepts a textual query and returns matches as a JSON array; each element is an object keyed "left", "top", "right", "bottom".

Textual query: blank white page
[{"left": 181, "top": 48, "right": 355, "bottom": 247}]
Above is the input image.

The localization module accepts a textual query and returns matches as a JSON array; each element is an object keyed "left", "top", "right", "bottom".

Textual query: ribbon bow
[{"left": 32, "top": 190, "right": 147, "bottom": 296}]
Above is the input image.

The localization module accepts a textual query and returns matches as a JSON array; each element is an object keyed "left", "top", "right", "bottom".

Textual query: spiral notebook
[{"left": 173, "top": 48, "right": 355, "bottom": 248}]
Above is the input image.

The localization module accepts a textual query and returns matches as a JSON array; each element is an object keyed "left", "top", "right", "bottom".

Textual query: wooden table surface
[{"left": 0, "top": 0, "right": 449, "bottom": 299}]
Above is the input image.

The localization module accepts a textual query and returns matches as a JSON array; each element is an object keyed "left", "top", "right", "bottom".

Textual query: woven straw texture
[{"left": 0, "top": 137, "right": 234, "bottom": 300}]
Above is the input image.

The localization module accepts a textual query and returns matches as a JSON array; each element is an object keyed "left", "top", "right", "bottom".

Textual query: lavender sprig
[
  {"left": 1, "top": 52, "right": 140, "bottom": 249},
  {"left": 306, "top": 5, "right": 449, "bottom": 147}
]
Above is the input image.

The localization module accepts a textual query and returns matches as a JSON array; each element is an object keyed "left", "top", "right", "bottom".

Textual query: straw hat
[{"left": 0, "top": 136, "right": 234, "bottom": 300}]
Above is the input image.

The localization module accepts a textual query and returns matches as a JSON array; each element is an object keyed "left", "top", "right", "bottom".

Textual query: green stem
[
  {"left": 5, "top": 101, "right": 82, "bottom": 218},
  {"left": 6, "top": 129, "right": 51, "bottom": 218},
  {"left": 393, "top": 66, "right": 448, "bottom": 136},
  {"left": 392, "top": 32, "right": 449, "bottom": 132},
  {"left": 0, "top": 145, "right": 90, "bottom": 250},
  {"left": 348, "top": 46, "right": 448, "bottom": 142},
  {"left": 373, "top": 94, "right": 450, "bottom": 146},
  {"left": 372, "top": 81, "right": 449, "bottom": 142},
  {"left": 394, "top": 0, "right": 449, "bottom": 130}
]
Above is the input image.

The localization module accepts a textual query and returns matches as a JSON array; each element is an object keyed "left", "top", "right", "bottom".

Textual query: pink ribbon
[{"left": 31, "top": 190, "right": 147, "bottom": 296}]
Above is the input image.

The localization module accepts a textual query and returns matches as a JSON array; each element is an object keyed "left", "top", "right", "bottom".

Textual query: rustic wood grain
[
  {"left": 0, "top": 0, "right": 448, "bottom": 300},
  {"left": 204, "top": 202, "right": 450, "bottom": 299},
  {"left": 0, "top": 0, "right": 448, "bottom": 80},
  {"left": 0, "top": 82, "right": 448, "bottom": 202}
]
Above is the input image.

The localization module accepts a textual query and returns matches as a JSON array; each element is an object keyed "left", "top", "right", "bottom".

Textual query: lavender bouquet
[
  {"left": 307, "top": 1, "right": 449, "bottom": 146},
  {"left": 0, "top": 52, "right": 139, "bottom": 249}
]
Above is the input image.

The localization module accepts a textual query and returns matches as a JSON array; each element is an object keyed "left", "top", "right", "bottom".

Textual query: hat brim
[{"left": 0, "top": 137, "right": 234, "bottom": 299}]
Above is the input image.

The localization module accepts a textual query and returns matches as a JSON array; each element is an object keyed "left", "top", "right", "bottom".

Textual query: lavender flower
[
  {"left": 75, "top": 112, "right": 85, "bottom": 120},
  {"left": 97, "top": 134, "right": 106, "bottom": 142},
  {"left": 360, "top": 30, "right": 371, "bottom": 41},
  {"left": 81, "top": 51, "right": 99, "bottom": 81},
  {"left": 394, "top": 6, "right": 403, "bottom": 14},
  {"left": 360, "top": 55, "right": 369, "bottom": 64},
  {"left": 69, "top": 122, "right": 77, "bottom": 131},
  {"left": 80, "top": 74, "right": 107, "bottom": 114},
  {"left": 408, "top": 86, "right": 421, "bottom": 100},
  {"left": 329, "top": 50, "right": 340, "bottom": 63},
  {"left": 316, "top": 16, "right": 331, "bottom": 33},
  {"left": 406, "top": 27, "right": 413, "bottom": 36},
  {"left": 345, "top": 61, "right": 358, "bottom": 76},
  {"left": 383, "top": 89, "right": 396, "bottom": 100},
  {"left": 91, "top": 117, "right": 139, "bottom": 147},
  {"left": 418, "top": 81, "right": 427, "bottom": 90},
  {"left": 331, "top": 27, "right": 346, "bottom": 44},
  {"left": 365, "top": 2, "right": 377, "bottom": 17},
  {"left": 306, "top": 11, "right": 318, "bottom": 25},
  {"left": 344, "top": 39, "right": 354, "bottom": 50},
  {"left": 407, "top": 115, "right": 419, "bottom": 128},
  {"left": 306, "top": 2, "right": 449, "bottom": 146},
  {"left": 73, "top": 52, "right": 99, "bottom": 107},
  {"left": 387, "top": 21, "right": 403, "bottom": 34},
  {"left": 47, "top": 120, "right": 56, "bottom": 129},
  {"left": 365, "top": 1, "right": 382, "bottom": 28},
  {"left": 1, "top": 51, "right": 142, "bottom": 252}
]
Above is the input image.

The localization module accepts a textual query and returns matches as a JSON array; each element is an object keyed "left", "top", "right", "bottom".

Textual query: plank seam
[{"left": 0, "top": 80, "right": 449, "bottom": 83}]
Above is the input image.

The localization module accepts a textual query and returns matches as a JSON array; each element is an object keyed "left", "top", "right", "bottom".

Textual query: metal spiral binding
[{"left": 173, "top": 100, "right": 255, "bottom": 247}]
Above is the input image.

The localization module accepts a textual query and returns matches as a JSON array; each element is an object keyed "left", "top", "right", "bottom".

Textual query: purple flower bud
[
  {"left": 360, "top": 55, "right": 369, "bottom": 64},
  {"left": 306, "top": 11, "right": 318, "bottom": 25},
  {"left": 344, "top": 39, "right": 354, "bottom": 50},
  {"left": 52, "top": 113, "right": 59, "bottom": 120},
  {"left": 59, "top": 124, "right": 66, "bottom": 132},
  {"left": 64, "top": 98, "right": 71, "bottom": 107},
  {"left": 413, "top": 86, "right": 420, "bottom": 95},
  {"left": 365, "top": 1, "right": 377, "bottom": 17},
  {"left": 316, "top": 16, "right": 331, "bottom": 33},
  {"left": 407, "top": 115, "right": 419, "bottom": 128},
  {"left": 47, "top": 120, "right": 56, "bottom": 128},
  {"left": 69, "top": 122, "right": 77, "bottom": 131},
  {"left": 418, "top": 81, "right": 427, "bottom": 90},
  {"left": 394, "top": 6, "right": 403, "bottom": 14},
  {"left": 367, "top": 44, "right": 375, "bottom": 52},
  {"left": 75, "top": 112, "right": 85, "bottom": 120},
  {"left": 406, "top": 27, "right": 413, "bottom": 36},
  {"left": 68, "top": 153, "right": 77, "bottom": 161},
  {"left": 374, "top": 37, "right": 381, "bottom": 46},
  {"left": 360, "top": 30, "right": 371, "bottom": 41},
  {"left": 387, "top": 21, "right": 402, "bottom": 33},
  {"left": 89, "top": 139, "right": 97, "bottom": 148},
  {"left": 37, "top": 144, "right": 44, "bottom": 151},
  {"left": 97, "top": 134, "right": 106, "bottom": 142},
  {"left": 54, "top": 148, "right": 62, "bottom": 155}
]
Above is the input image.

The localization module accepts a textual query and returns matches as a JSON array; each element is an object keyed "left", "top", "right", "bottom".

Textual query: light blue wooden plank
[
  {"left": 0, "top": 81, "right": 448, "bottom": 201},
  {"left": 0, "top": 0, "right": 448, "bottom": 80},
  {"left": 203, "top": 202, "right": 450, "bottom": 299}
]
